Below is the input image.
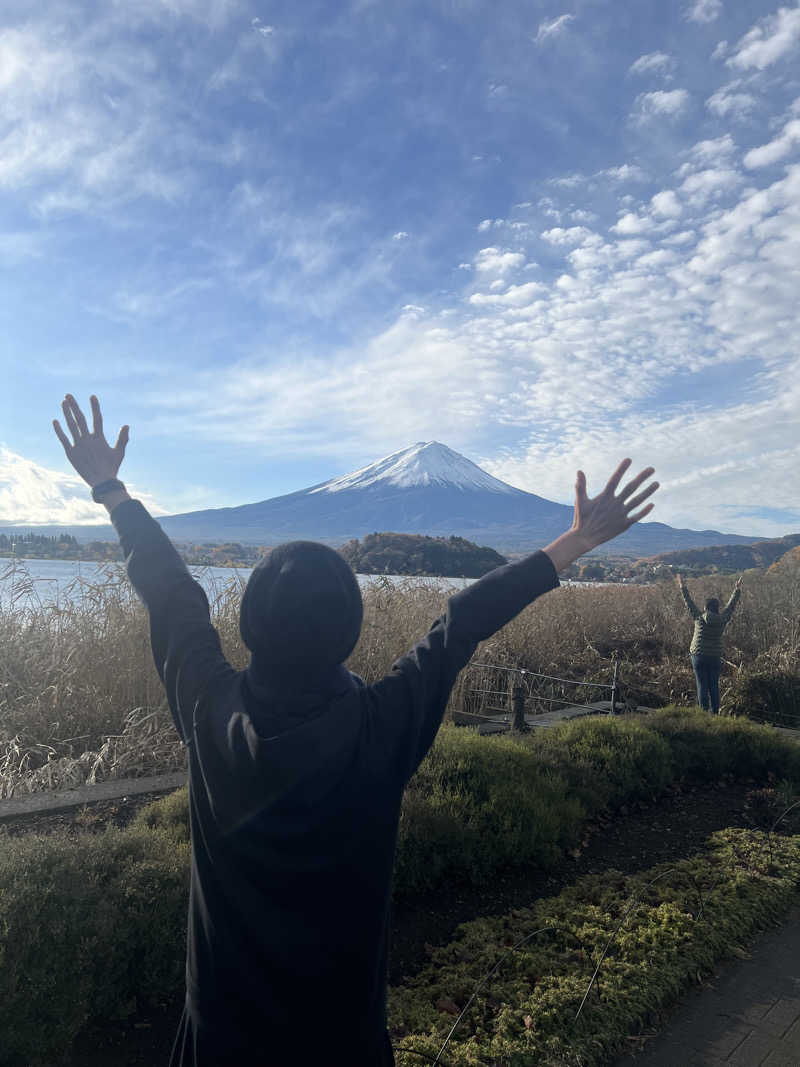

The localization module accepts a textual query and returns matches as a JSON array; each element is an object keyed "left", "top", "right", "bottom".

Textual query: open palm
[
  {"left": 572, "top": 459, "right": 658, "bottom": 550},
  {"left": 53, "top": 394, "right": 129, "bottom": 488}
]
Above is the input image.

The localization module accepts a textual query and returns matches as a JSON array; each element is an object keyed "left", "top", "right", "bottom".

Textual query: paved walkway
[
  {"left": 615, "top": 909, "right": 800, "bottom": 1067},
  {"left": 0, "top": 770, "right": 187, "bottom": 822}
]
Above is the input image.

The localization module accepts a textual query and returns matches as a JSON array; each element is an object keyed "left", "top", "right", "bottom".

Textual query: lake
[{"left": 0, "top": 557, "right": 473, "bottom": 610}]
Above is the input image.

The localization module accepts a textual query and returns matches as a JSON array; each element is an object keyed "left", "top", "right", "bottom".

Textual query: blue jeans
[{"left": 691, "top": 654, "right": 721, "bottom": 714}]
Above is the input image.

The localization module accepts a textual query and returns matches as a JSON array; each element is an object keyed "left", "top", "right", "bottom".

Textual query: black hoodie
[{"left": 112, "top": 499, "right": 560, "bottom": 1066}]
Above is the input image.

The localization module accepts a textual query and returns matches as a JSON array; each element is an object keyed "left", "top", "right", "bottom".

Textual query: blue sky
[{"left": 1, "top": 0, "right": 799, "bottom": 536}]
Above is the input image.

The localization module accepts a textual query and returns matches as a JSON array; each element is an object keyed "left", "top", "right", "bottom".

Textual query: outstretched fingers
[
  {"left": 53, "top": 419, "right": 72, "bottom": 453},
  {"left": 90, "top": 395, "right": 104, "bottom": 437},
  {"left": 61, "top": 397, "right": 81, "bottom": 443},
  {"left": 624, "top": 478, "right": 659, "bottom": 512},
  {"left": 603, "top": 458, "right": 632, "bottom": 495},
  {"left": 618, "top": 466, "right": 655, "bottom": 501},
  {"left": 68, "top": 394, "right": 89, "bottom": 436},
  {"left": 625, "top": 502, "right": 655, "bottom": 528},
  {"left": 114, "top": 424, "right": 130, "bottom": 457}
]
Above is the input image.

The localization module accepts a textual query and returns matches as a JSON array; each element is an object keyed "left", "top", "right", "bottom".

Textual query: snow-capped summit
[{"left": 310, "top": 441, "right": 518, "bottom": 495}]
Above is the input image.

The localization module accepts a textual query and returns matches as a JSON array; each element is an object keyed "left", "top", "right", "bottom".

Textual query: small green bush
[
  {"left": 725, "top": 670, "right": 800, "bottom": 728},
  {"left": 526, "top": 717, "right": 674, "bottom": 813},
  {"left": 130, "top": 782, "right": 190, "bottom": 839},
  {"left": 0, "top": 825, "right": 189, "bottom": 1067},
  {"left": 395, "top": 729, "right": 584, "bottom": 895},
  {"left": 390, "top": 829, "right": 800, "bottom": 1066},
  {"left": 646, "top": 706, "right": 800, "bottom": 783}
]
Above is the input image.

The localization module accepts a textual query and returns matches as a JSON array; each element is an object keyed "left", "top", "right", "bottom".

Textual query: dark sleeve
[
  {"left": 111, "top": 499, "right": 235, "bottom": 744},
  {"left": 721, "top": 587, "right": 740, "bottom": 623},
  {"left": 366, "top": 550, "right": 559, "bottom": 783},
  {"left": 681, "top": 584, "right": 701, "bottom": 620}
]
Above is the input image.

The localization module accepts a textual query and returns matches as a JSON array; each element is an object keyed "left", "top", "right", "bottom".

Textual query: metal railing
[{"left": 459, "top": 657, "right": 621, "bottom": 731}]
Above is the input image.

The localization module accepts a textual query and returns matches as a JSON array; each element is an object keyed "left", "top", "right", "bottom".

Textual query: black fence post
[
  {"left": 610, "top": 655, "right": 619, "bottom": 716},
  {"left": 510, "top": 681, "right": 527, "bottom": 731}
]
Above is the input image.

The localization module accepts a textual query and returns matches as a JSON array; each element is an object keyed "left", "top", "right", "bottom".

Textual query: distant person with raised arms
[
  {"left": 54, "top": 393, "right": 659, "bottom": 1067},
  {"left": 676, "top": 572, "right": 742, "bottom": 715}
]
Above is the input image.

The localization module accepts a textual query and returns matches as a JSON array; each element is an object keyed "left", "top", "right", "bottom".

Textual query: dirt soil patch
[{"left": 3, "top": 781, "right": 756, "bottom": 1066}]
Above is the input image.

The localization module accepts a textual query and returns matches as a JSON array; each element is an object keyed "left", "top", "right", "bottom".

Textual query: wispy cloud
[
  {"left": 628, "top": 51, "right": 675, "bottom": 77},
  {"left": 744, "top": 116, "right": 800, "bottom": 168},
  {"left": 685, "top": 0, "right": 723, "bottom": 24},
  {"left": 534, "top": 14, "right": 575, "bottom": 44},
  {"left": 631, "top": 89, "right": 691, "bottom": 122},
  {"left": 705, "top": 81, "right": 758, "bottom": 119},
  {"left": 728, "top": 5, "right": 800, "bottom": 70}
]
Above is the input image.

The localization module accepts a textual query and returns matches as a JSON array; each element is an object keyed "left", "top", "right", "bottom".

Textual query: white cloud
[
  {"left": 611, "top": 212, "right": 653, "bottom": 235},
  {"left": 540, "top": 226, "right": 597, "bottom": 246},
  {"left": 469, "top": 281, "right": 546, "bottom": 307},
  {"left": 744, "top": 119, "right": 800, "bottom": 168},
  {"left": 706, "top": 83, "right": 758, "bottom": 119},
  {"left": 600, "top": 163, "right": 648, "bottom": 182},
  {"left": 711, "top": 40, "right": 729, "bottom": 61},
  {"left": 632, "top": 89, "right": 690, "bottom": 122},
  {"left": 688, "top": 134, "right": 737, "bottom": 165},
  {"left": 680, "top": 166, "right": 742, "bottom": 204},
  {"left": 728, "top": 6, "right": 800, "bottom": 70},
  {"left": 629, "top": 52, "right": 675, "bottom": 77},
  {"left": 477, "top": 219, "right": 493, "bottom": 232},
  {"left": 0, "top": 22, "right": 198, "bottom": 209},
  {"left": 534, "top": 14, "right": 575, "bottom": 44},
  {"left": 474, "top": 247, "right": 526, "bottom": 273},
  {"left": 0, "top": 447, "right": 165, "bottom": 525},
  {"left": 650, "top": 190, "right": 683, "bottom": 217},
  {"left": 686, "top": 0, "right": 723, "bottom": 24},
  {"left": 392, "top": 231, "right": 409, "bottom": 240}
]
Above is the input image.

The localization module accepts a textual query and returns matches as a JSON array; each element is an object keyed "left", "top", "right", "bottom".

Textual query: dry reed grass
[{"left": 0, "top": 560, "right": 797, "bottom": 797}]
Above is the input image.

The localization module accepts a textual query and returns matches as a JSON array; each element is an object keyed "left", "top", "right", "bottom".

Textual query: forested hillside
[
  {"left": 339, "top": 532, "right": 506, "bottom": 577},
  {"left": 638, "top": 533, "right": 800, "bottom": 575}
]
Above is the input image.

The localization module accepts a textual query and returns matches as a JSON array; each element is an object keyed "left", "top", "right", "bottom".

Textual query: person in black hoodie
[{"left": 54, "top": 394, "right": 659, "bottom": 1067}]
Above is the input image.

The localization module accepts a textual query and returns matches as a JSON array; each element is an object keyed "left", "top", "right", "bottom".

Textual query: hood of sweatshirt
[{"left": 193, "top": 664, "right": 367, "bottom": 836}]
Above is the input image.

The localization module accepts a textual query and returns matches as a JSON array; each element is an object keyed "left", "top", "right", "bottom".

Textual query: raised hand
[
  {"left": 53, "top": 394, "right": 129, "bottom": 488},
  {"left": 544, "top": 459, "right": 659, "bottom": 573},
  {"left": 571, "top": 459, "right": 658, "bottom": 551}
]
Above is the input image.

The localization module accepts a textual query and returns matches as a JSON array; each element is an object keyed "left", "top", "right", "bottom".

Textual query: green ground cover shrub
[
  {"left": 645, "top": 706, "right": 800, "bottom": 783},
  {"left": 130, "top": 709, "right": 800, "bottom": 896},
  {"left": 395, "top": 729, "right": 584, "bottom": 895},
  {"left": 0, "top": 824, "right": 189, "bottom": 1067},
  {"left": 524, "top": 717, "right": 674, "bottom": 813},
  {"left": 725, "top": 669, "right": 800, "bottom": 728},
  {"left": 389, "top": 829, "right": 800, "bottom": 1066}
]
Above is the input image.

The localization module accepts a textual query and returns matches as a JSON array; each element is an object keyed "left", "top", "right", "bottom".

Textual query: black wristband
[{"left": 91, "top": 478, "right": 126, "bottom": 503}]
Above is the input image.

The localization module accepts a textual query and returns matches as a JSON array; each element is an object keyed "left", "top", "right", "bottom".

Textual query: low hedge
[
  {"left": 389, "top": 828, "right": 800, "bottom": 1066},
  {"left": 725, "top": 669, "right": 800, "bottom": 728},
  {"left": 129, "top": 707, "right": 800, "bottom": 897},
  {"left": 0, "top": 825, "right": 189, "bottom": 1067},
  {"left": 1, "top": 708, "right": 799, "bottom": 1065}
]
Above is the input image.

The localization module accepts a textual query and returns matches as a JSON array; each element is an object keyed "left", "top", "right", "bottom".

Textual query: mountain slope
[{"left": 157, "top": 441, "right": 763, "bottom": 556}]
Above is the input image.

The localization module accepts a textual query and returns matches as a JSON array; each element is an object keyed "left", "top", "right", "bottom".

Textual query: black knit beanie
[{"left": 240, "top": 541, "right": 363, "bottom": 672}]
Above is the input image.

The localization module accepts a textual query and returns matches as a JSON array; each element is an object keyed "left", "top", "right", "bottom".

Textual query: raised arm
[
  {"left": 722, "top": 576, "right": 742, "bottom": 622},
  {"left": 53, "top": 394, "right": 232, "bottom": 743},
  {"left": 676, "top": 573, "right": 700, "bottom": 619},
  {"left": 371, "top": 458, "right": 659, "bottom": 781}
]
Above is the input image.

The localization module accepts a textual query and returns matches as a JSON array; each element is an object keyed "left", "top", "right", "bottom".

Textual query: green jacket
[{"left": 681, "top": 584, "right": 740, "bottom": 659}]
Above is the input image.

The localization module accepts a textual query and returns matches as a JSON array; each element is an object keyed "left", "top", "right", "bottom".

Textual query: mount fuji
[{"left": 158, "top": 442, "right": 761, "bottom": 557}]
